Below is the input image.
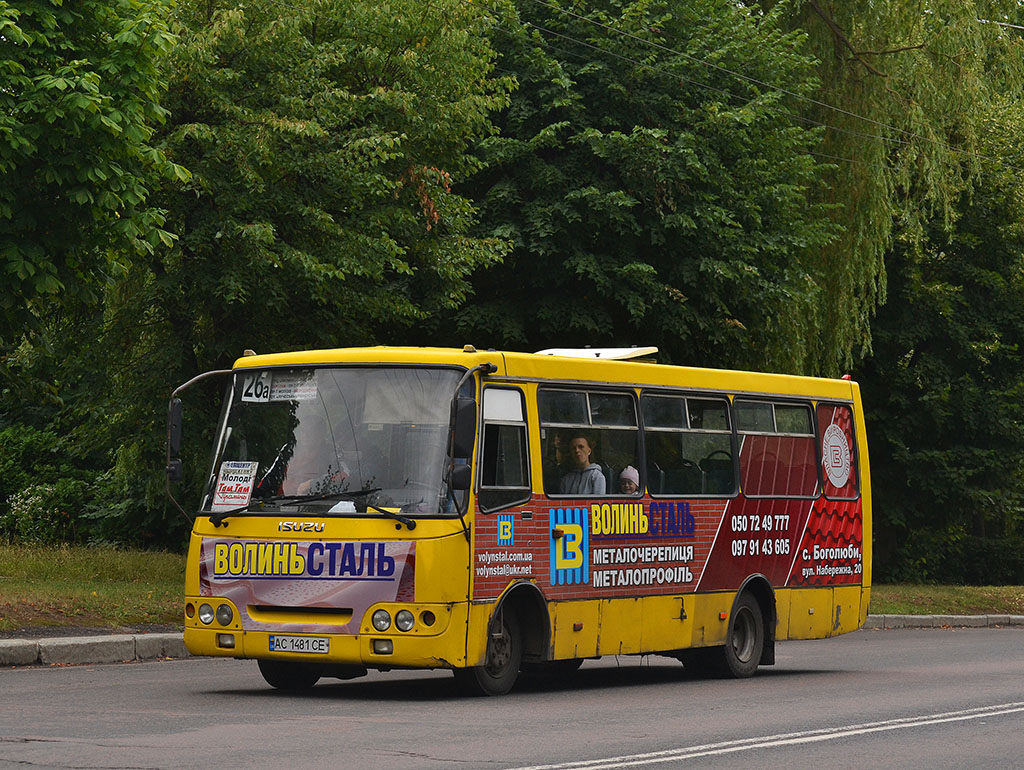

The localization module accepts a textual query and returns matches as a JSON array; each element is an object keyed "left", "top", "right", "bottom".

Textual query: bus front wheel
[
  {"left": 258, "top": 659, "right": 322, "bottom": 690},
  {"left": 454, "top": 611, "right": 523, "bottom": 696}
]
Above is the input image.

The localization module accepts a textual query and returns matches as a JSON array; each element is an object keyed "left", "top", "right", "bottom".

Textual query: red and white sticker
[
  {"left": 822, "top": 424, "right": 851, "bottom": 488},
  {"left": 269, "top": 373, "right": 318, "bottom": 401}
]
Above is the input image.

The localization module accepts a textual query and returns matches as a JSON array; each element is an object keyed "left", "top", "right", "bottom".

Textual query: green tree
[
  {"left": 775, "top": 1, "right": 1024, "bottom": 373},
  {"left": 149, "top": 0, "right": 511, "bottom": 364},
  {"left": 0, "top": 0, "right": 180, "bottom": 345},
  {"left": 858, "top": 142, "right": 1024, "bottom": 583},
  {"left": 60, "top": 0, "right": 513, "bottom": 543},
  {"left": 448, "top": 0, "right": 839, "bottom": 370},
  {"left": 787, "top": 1, "right": 1024, "bottom": 582}
]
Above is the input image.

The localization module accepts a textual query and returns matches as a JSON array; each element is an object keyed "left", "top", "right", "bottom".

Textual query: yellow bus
[{"left": 166, "top": 345, "right": 871, "bottom": 694}]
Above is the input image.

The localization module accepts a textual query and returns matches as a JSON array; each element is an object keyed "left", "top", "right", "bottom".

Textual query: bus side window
[
  {"left": 642, "top": 394, "right": 734, "bottom": 496},
  {"left": 817, "top": 402, "right": 859, "bottom": 499},
  {"left": 540, "top": 388, "right": 640, "bottom": 496},
  {"left": 478, "top": 388, "right": 531, "bottom": 512},
  {"left": 736, "top": 399, "right": 818, "bottom": 498}
]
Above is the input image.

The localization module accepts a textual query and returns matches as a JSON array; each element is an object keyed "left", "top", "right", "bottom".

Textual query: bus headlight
[
  {"left": 395, "top": 610, "right": 415, "bottom": 632},
  {"left": 216, "top": 604, "right": 234, "bottom": 626},
  {"left": 372, "top": 610, "right": 391, "bottom": 631},
  {"left": 198, "top": 603, "right": 215, "bottom": 625}
]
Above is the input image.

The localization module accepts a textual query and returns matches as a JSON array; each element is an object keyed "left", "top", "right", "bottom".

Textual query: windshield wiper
[
  {"left": 209, "top": 487, "right": 381, "bottom": 526},
  {"left": 366, "top": 503, "right": 416, "bottom": 531}
]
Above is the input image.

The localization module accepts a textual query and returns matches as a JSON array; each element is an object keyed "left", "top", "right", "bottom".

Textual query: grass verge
[
  {"left": 869, "top": 584, "right": 1024, "bottom": 616},
  {"left": 1, "top": 546, "right": 1022, "bottom": 632},
  {"left": 0, "top": 545, "right": 184, "bottom": 632}
]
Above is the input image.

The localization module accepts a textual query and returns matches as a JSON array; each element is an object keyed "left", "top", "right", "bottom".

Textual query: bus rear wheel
[
  {"left": 258, "top": 659, "right": 322, "bottom": 690},
  {"left": 678, "top": 593, "right": 764, "bottom": 678},
  {"left": 721, "top": 593, "right": 763, "bottom": 678},
  {"left": 454, "top": 611, "right": 522, "bottom": 696}
]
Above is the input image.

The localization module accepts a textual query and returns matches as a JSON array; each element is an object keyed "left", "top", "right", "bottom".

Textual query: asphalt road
[{"left": 0, "top": 627, "right": 1021, "bottom": 770}]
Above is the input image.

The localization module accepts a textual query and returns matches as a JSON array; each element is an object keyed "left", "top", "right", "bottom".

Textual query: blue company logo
[
  {"left": 497, "top": 514, "right": 514, "bottom": 546},
  {"left": 550, "top": 507, "right": 589, "bottom": 586}
]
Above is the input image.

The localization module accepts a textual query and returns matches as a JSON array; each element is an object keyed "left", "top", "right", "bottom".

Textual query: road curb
[
  {"left": 3, "top": 615, "right": 1023, "bottom": 668},
  {"left": 1, "top": 633, "right": 189, "bottom": 668},
  {"left": 861, "top": 614, "right": 1024, "bottom": 630}
]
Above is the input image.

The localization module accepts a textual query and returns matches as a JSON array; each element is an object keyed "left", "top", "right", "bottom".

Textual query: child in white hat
[{"left": 619, "top": 465, "right": 640, "bottom": 495}]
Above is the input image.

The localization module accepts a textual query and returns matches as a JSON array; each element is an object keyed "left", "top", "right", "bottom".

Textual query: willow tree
[
  {"left": 857, "top": 134, "right": 1024, "bottom": 582},
  {"left": 847, "top": 7, "right": 1024, "bottom": 583},
  {"left": 774, "top": 0, "right": 1024, "bottom": 373}
]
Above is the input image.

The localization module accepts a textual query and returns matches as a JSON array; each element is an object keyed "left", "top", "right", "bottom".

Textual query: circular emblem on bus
[{"left": 822, "top": 424, "right": 851, "bottom": 488}]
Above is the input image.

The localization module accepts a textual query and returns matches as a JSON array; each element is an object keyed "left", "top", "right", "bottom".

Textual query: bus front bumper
[{"left": 183, "top": 600, "right": 469, "bottom": 670}]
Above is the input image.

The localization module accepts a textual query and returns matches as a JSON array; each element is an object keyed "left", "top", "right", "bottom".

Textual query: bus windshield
[{"left": 201, "top": 366, "right": 462, "bottom": 517}]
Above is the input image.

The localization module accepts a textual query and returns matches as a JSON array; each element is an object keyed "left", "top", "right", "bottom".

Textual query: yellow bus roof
[{"left": 232, "top": 346, "right": 857, "bottom": 401}]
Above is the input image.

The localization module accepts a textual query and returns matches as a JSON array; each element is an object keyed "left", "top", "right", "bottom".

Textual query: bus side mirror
[
  {"left": 167, "top": 398, "right": 183, "bottom": 483},
  {"left": 166, "top": 458, "right": 183, "bottom": 483},
  {"left": 450, "top": 396, "right": 477, "bottom": 458},
  {"left": 168, "top": 398, "right": 183, "bottom": 455},
  {"left": 450, "top": 462, "right": 472, "bottom": 490}
]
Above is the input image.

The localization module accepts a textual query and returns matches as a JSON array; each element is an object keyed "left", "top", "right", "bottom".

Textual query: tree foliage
[
  {"left": 855, "top": 14, "right": 1024, "bottom": 583},
  {"left": 774, "top": 0, "right": 1024, "bottom": 373},
  {"left": 859, "top": 162, "right": 1024, "bottom": 582},
  {"left": 50, "top": 0, "right": 514, "bottom": 543},
  {"left": 446, "top": 0, "right": 839, "bottom": 370},
  {"left": 3, "top": 0, "right": 1024, "bottom": 582},
  {"left": 0, "top": 0, "right": 179, "bottom": 344}
]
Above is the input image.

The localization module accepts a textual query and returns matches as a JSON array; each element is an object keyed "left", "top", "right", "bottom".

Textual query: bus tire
[
  {"left": 721, "top": 592, "right": 763, "bottom": 678},
  {"left": 258, "top": 659, "right": 322, "bottom": 690},
  {"left": 454, "top": 611, "right": 523, "bottom": 696}
]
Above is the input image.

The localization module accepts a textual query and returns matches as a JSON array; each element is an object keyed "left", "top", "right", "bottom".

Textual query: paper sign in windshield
[
  {"left": 269, "top": 373, "right": 318, "bottom": 401},
  {"left": 212, "top": 461, "right": 259, "bottom": 511},
  {"left": 240, "top": 371, "right": 318, "bottom": 403}
]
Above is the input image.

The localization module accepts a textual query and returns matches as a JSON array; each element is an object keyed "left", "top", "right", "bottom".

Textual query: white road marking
[{"left": 507, "top": 702, "right": 1024, "bottom": 770}]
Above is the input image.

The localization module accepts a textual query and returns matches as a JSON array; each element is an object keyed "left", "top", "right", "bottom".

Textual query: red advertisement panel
[{"left": 473, "top": 404, "right": 862, "bottom": 598}]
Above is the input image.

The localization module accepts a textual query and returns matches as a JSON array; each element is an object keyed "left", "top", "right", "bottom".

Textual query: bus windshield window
[{"left": 203, "top": 366, "right": 461, "bottom": 515}]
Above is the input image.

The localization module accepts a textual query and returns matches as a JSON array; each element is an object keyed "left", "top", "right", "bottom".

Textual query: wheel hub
[{"left": 485, "top": 626, "right": 512, "bottom": 675}]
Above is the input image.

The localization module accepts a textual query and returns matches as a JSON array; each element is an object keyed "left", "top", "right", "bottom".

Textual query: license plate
[{"left": 268, "top": 635, "right": 330, "bottom": 654}]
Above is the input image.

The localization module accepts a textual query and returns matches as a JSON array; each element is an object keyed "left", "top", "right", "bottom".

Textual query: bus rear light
[
  {"left": 372, "top": 639, "right": 393, "bottom": 655},
  {"left": 185, "top": 603, "right": 196, "bottom": 619},
  {"left": 420, "top": 610, "right": 436, "bottom": 627}
]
